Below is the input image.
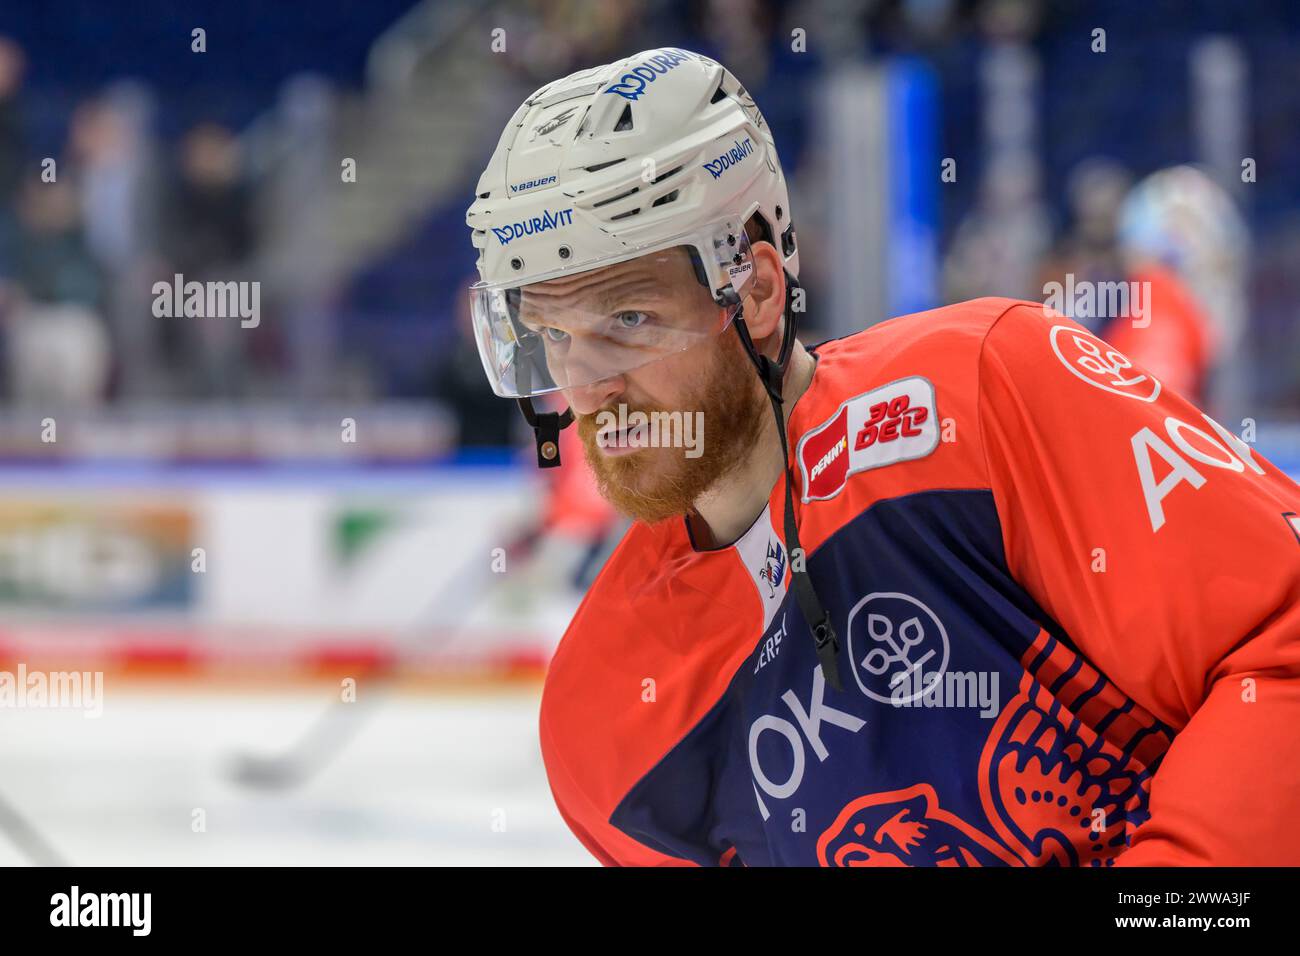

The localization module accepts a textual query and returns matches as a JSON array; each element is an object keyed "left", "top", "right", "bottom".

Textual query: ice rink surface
[{"left": 0, "top": 684, "right": 593, "bottom": 866}]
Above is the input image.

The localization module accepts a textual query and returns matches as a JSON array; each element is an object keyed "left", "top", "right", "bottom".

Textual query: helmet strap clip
[{"left": 516, "top": 398, "right": 574, "bottom": 468}]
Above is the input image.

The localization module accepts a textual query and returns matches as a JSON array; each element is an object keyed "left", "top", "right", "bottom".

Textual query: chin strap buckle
[{"left": 516, "top": 399, "right": 574, "bottom": 469}]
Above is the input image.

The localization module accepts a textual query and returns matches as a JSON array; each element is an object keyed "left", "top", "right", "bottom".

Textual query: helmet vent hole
[
  {"left": 710, "top": 81, "right": 728, "bottom": 104},
  {"left": 650, "top": 164, "right": 683, "bottom": 185},
  {"left": 510, "top": 257, "right": 524, "bottom": 271},
  {"left": 584, "top": 158, "right": 625, "bottom": 172},
  {"left": 609, "top": 208, "right": 640, "bottom": 221},
  {"left": 613, "top": 104, "right": 633, "bottom": 132},
  {"left": 651, "top": 190, "right": 680, "bottom": 208},
  {"left": 593, "top": 186, "right": 639, "bottom": 208}
]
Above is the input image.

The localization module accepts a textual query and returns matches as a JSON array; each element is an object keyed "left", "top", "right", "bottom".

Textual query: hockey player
[
  {"left": 1102, "top": 164, "right": 1250, "bottom": 411},
  {"left": 464, "top": 48, "right": 1300, "bottom": 866}
]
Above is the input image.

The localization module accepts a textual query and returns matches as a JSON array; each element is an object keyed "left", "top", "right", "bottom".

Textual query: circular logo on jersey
[
  {"left": 1049, "top": 325, "right": 1161, "bottom": 402},
  {"left": 845, "top": 592, "right": 950, "bottom": 705}
]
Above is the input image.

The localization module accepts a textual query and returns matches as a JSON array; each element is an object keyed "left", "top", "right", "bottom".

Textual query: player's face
[
  {"left": 516, "top": 246, "right": 728, "bottom": 396},
  {"left": 527, "top": 249, "right": 766, "bottom": 523},
  {"left": 576, "top": 331, "right": 767, "bottom": 524}
]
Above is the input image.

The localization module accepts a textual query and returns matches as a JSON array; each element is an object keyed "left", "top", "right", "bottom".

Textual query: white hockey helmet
[
  {"left": 465, "top": 47, "right": 797, "bottom": 402},
  {"left": 464, "top": 50, "right": 842, "bottom": 691}
]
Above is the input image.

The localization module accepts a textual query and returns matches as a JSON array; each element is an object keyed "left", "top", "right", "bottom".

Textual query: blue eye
[
  {"left": 542, "top": 326, "right": 570, "bottom": 343},
  {"left": 615, "top": 311, "right": 649, "bottom": 329}
]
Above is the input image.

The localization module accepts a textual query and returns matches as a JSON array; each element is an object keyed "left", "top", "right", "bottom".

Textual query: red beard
[{"left": 576, "top": 331, "right": 768, "bottom": 525}]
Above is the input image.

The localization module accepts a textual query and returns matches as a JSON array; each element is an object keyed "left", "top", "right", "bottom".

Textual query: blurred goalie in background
[
  {"left": 1105, "top": 165, "right": 1250, "bottom": 412},
  {"left": 1040, "top": 160, "right": 1250, "bottom": 416}
]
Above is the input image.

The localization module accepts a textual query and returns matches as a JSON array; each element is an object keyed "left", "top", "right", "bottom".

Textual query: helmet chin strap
[
  {"left": 518, "top": 399, "right": 574, "bottom": 468},
  {"left": 731, "top": 277, "right": 844, "bottom": 692},
  {"left": 511, "top": 303, "right": 575, "bottom": 468}
]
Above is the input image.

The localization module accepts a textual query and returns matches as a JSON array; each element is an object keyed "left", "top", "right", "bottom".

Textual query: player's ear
[{"left": 741, "top": 239, "right": 787, "bottom": 344}]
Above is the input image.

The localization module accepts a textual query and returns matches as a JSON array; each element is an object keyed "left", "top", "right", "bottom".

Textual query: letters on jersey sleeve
[{"left": 978, "top": 304, "right": 1300, "bottom": 864}]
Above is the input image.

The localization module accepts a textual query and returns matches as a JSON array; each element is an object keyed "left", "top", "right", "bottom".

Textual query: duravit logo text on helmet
[
  {"left": 603, "top": 49, "right": 697, "bottom": 101},
  {"left": 491, "top": 207, "right": 575, "bottom": 245},
  {"left": 702, "top": 137, "right": 754, "bottom": 180}
]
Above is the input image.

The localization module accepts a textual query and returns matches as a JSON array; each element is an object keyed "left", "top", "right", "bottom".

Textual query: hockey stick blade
[
  {"left": 226, "top": 681, "right": 387, "bottom": 789},
  {"left": 0, "top": 789, "right": 68, "bottom": 866},
  {"left": 225, "top": 522, "right": 546, "bottom": 790}
]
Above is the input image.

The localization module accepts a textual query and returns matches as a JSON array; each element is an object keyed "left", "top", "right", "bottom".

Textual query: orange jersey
[
  {"left": 540, "top": 298, "right": 1300, "bottom": 866},
  {"left": 1101, "top": 264, "right": 1214, "bottom": 405}
]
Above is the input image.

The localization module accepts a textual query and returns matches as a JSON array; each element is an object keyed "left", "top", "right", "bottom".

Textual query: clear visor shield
[{"left": 469, "top": 225, "right": 754, "bottom": 399}]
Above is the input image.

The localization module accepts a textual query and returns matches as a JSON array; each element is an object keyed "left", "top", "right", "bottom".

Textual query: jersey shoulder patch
[
  {"left": 797, "top": 375, "right": 939, "bottom": 502},
  {"left": 792, "top": 297, "right": 1028, "bottom": 506}
]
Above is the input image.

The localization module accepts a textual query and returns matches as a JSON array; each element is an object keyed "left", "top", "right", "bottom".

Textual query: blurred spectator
[
  {"left": 0, "top": 37, "right": 25, "bottom": 207},
  {"left": 69, "top": 87, "right": 158, "bottom": 274},
  {"left": 162, "top": 122, "right": 254, "bottom": 279},
  {"left": 4, "top": 173, "right": 110, "bottom": 405},
  {"left": 509, "top": 0, "right": 645, "bottom": 81},
  {"left": 66, "top": 85, "right": 164, "bottom": 398},
  {"left": 6, "top": 300, "right": 111, "bottom": 405},
  {"left": 696, "top": 0, "right": 776, "bottom": 86},
  {"left": 13, "top": 174, "right": 101, "bottom": 306},
  {"left": 1036, "top": 157, "right": 1133, "bottom": 332},
  {"left": 0, "top": 36, "right": 28, "bottom": 289},
  {"left": 156, "top": 122, "right": 256, "bottom": 397},
  {"left": 943, "top": 150, "right": 1052, "bottom": 301},
  {"left": 0, "top": 1, "right": 1290, "bottom": 431}
]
